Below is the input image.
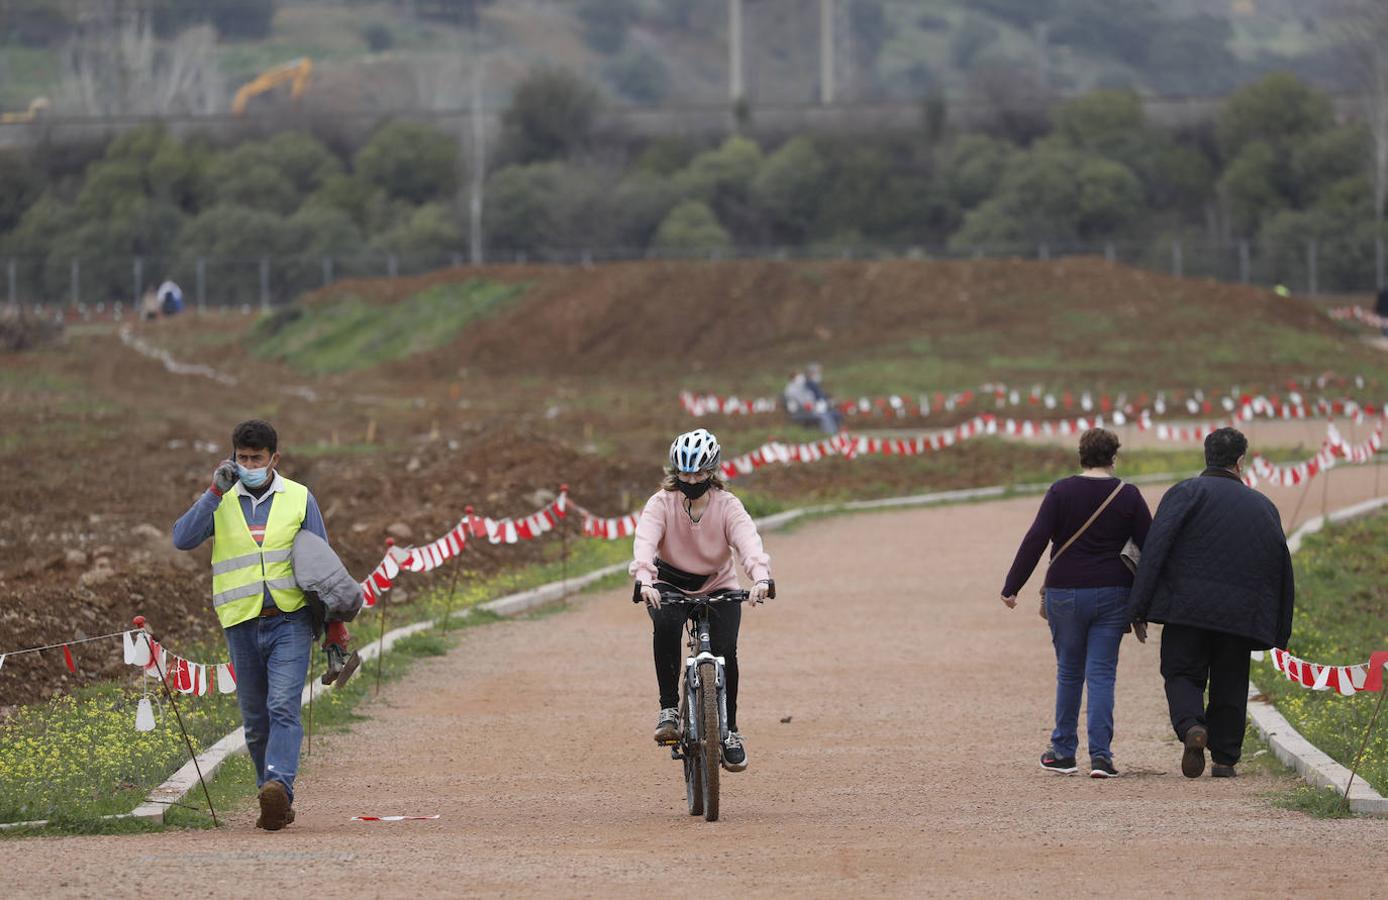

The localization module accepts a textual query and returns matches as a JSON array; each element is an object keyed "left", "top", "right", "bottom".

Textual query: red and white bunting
[
  {"left": 125, "top": 631, "right": 231, "bottom": 696},
  {"left": 1329, "top": 305, "right": 1388, "bottom": 330},
  {"left": 681, "top": 376, "right": 1373, "bottom": 421},
  {"left": 1266, "top": 648, "right": 1388, "bottom": 697},
  {"left": 360, "top": 493, "right": 572, "bottom": 607}
]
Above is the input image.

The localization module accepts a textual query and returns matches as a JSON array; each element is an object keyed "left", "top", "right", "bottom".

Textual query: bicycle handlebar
[{"left": 631, "top": 579, "right": 776, "bottom": 605}]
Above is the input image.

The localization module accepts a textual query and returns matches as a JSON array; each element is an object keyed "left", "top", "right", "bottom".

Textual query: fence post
[
  {"left": 1172, "top": 240, "right": 1183, "bottom": 278},
  {"left": 7, "top": 259, "right": 15, "bottom": 312},
  {"left": 1104, "top": 242, "right": 1115, "bottom": 264},
  {"left": 1239, "top": 240, "right": 1250, "bottom": 284},
  {"left": 133, "top": 257, "right": 143, "bottom": 305},
  {"left": 451, "top": 251, "right": 462, "bottom": 268},
  {"left": 1377, "top": 236, "right": 1384, "bottom": 290},
  {"left": 196, "top": 257, "right": 206, "bottom": 313},
  {"left": 70, "top": 258, "right": 79, "bottom": 307},
  {"left": 387, "top": 254, "right": 398, "bottom": 279},
  {"left": 1307, "top": 239, "right": 1318, "bottom": 296},
  {"left": 1038, "top": 243, "right": 1050, "bottom": 261},
  {"left": 322, "top": 256, "right": 333, "bottom": 287},
  {"left": 259, "top": 257, "right": 270, "bottom": 311}
]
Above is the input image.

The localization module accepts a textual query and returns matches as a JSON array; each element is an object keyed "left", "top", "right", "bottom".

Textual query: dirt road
[{"left": 8, "top": 472, "right": 1388, "bottom": 897}]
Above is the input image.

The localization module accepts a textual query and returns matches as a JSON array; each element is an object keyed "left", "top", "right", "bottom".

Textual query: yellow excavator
[
  {"left": 0, "top": 97, "right": 50, "bottom": 123},
  {"left": 231, "top": 58, "right": 312, "bottom": 116}
]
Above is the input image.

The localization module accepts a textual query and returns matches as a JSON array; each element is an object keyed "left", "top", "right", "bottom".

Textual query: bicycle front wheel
[
  {"left": 698, "top": 660, "right": 721, "bottom": 822},
  {"left": 682, "top": 693, "right": 703, "bottom": 816}
]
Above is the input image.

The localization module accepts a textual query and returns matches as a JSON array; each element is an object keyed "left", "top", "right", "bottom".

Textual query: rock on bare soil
[{"left": 8, "top": 478, "right": 1387, "bottom": 897}]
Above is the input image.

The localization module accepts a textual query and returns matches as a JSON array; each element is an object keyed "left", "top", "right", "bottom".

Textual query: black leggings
[{"left": 648, "top": 597, "right": 742, "bottom": 731}]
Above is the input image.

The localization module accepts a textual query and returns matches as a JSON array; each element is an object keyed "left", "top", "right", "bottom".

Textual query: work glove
[
  {"left": 749, "top": 580, "right": 771, "bottom": 605},
  {"left": 212, "top": 459, "right": 238, "bottom": 495},
  {"left": 640, "top": 585, "right": 662, "bottom": 609}
]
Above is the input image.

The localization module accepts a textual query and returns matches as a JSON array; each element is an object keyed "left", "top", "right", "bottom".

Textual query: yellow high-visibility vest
[{"left": 210, "top": 477, "right": 309, "bottom": 629}]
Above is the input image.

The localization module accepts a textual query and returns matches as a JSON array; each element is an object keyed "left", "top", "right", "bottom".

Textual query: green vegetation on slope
[
  {"left": 1259, "top": 509, "right": 1388, "bottom": 796},
  {"left": 252, "top": 279, "right": 526, "bottom": 374}
]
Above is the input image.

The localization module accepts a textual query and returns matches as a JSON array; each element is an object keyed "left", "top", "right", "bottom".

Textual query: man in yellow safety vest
[{"left": 172, "top": 419, "right": 330, "bottom": 830}]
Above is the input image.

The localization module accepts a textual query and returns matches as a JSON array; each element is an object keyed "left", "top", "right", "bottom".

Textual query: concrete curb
[{"left": 1247, "top": 496, "right": 1388, "bottom": 816}]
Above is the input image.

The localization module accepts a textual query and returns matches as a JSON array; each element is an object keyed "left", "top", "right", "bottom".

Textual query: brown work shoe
[
  {"left": 256, "top": 780, "right": 291, "bottom": 831},
  {"left": 1181, "top": 725, "right": 1208, "bottom": 779}
]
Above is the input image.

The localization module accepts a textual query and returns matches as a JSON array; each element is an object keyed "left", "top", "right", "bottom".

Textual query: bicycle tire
[
  {"left": 682, "top": 692, "right": 703, "bottom": 816},
  {"left": 699, "top": 660, "right": 721, "bottom": 822}
]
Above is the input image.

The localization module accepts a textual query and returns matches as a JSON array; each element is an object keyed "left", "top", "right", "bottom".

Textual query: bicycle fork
[{"left": 684, "top": 621, "right": 729, "bottom": 745}]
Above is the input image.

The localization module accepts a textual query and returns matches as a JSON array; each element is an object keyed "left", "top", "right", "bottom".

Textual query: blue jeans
[
  {"left": 223, "top": 608, "right": 313, "bottom": 803},
  {"left": 1044, "top": 586, "right": 1129, "bottom": 761}
]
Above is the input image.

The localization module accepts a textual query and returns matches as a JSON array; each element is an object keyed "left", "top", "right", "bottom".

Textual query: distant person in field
[
  {"left": 158, "top": 280, "right": 184, "bottom": 317},
  {"left": 782, "top": 362, "right": 841, "bottom": 434},
  {"left": 631, "top": 428, "right": 773, "bottom": 773},
  {"left": 1375, "top": 285, "right": 1388, "bottom": 337},
  {"left": 1000, "top": 428, "right": 1151, "bottom": 779},
  {"left": 172, "top": 419, "right": 334, "bottom": 831},
  {"left": 1127, "top": 427, "right": 1294, "bottom": 780}
]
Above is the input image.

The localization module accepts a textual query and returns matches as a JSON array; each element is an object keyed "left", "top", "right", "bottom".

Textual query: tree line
[{"left": 0, "top": 67, "right": 1384, "bottom": 302}]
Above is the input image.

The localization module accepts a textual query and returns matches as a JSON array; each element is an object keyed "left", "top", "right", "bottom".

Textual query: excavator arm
[{"left": 231, "top": 58, "right": 312, "bottom": 116}]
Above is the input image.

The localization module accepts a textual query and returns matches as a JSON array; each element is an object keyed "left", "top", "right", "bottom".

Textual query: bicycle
[{"left": 632, "top": 580, "right": 775, "bottom": 822}]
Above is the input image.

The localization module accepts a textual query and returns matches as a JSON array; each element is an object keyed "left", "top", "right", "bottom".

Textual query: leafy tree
[
  {"left": 675, "top": 135, "right": 763, "bottom": 233},
  {"left": 751, "top": 137, "right": 826, "bottom": 241},
  {"left": 1217, "top": 73, "right": 1334, "bottom": 162},
  {"left": 1052, "top": 90, "right": 1145, "bottom": 160},
  {"left": 355, "top": 121, "right": 460, "bottom": 204},
  {"left": 303, "top": 174, "right": 387, "bottom": 231},
  {"left": 1293, "top": 125, "right": 1371, "bottom": 206},
  {"left": 368, "top": 203, "right": 463, "bottom": 261},
  {"left": 209, "top": 160, "right": 299, "bottom": 215},
  {"left": 500, "top": 67, "right": 602, "bottom": 164},
  {"left": 484, "top": 161, "right": 608, "bottom": 253},
  {"left": 1142, "top": 16, "right": 1240, "bottom": 96},
  {"left": 950, "top": 16, "right": 999, "bottom": 70},
  {"left": 607, "top": 170, "right": 679, "bottom": 249},
  {"left": 0, "top": 151, "right": 39, "bottom": 234},
  {"left": 1218, "top": 141, "right": 1290, "bottom": 236},
  {"left": 653, "top": 200, "right": 730, "bottom": 254},
  {"left": 262, "top": 132, "right": 343, "bottom": 195},
  {"left": 950, "top": 145, "right": 1142, "bottom": 248},
  {"left": 941, "top": 134, "right": 1016, "bottom": 210}
]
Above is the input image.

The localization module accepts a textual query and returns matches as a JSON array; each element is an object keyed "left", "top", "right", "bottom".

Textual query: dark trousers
[
  {"left": 1159, "top": 623, "right": 1252, "bottom": 766},
  {"left": 649, "top": 599, "right": 742, "bottom": 731}
]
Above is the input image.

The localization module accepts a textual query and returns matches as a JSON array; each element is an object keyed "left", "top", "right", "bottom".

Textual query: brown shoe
[
  {"left": 1181, "top": 725, "right": 1208, "bottom": 779},
  {"left": 256, "top": 780, "right": 291, "bottom": 831},
  {"left": 1211, "top": 764, "right": 1237, "bottom": 778}
]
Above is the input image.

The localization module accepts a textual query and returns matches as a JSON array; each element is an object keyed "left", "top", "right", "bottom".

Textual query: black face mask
[{"left": 676, "top": 478, "right": 713, "bottom": 500}]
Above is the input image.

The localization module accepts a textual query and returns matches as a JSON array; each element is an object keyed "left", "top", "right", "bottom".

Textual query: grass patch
[
  {"left": 252, "top": 279, "right": 525, "bottom": 374},
  {"left": 0, "top": 527, "right": 628, "bottom": 833},
  {"left": 1257, "top": 508, "right": 1388, "bottom": 797}
]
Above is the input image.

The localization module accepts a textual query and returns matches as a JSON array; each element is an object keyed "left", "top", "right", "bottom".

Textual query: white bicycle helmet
[{"left": 669, "top": 428, "right": 722, "bottom": 473}]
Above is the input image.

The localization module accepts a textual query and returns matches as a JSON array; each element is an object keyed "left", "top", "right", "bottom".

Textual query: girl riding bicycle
[{"left": 632, "top": 428, "right": 772, "bottom": 772}]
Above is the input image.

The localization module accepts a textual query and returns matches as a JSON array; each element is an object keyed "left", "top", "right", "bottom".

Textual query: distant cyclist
[{"left": 631, "top": 428, "right": 773, "bottom": 772}]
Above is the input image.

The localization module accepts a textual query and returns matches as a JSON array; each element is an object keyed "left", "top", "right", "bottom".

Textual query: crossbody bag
[{"left": 1038, "top": 481, "right": 1131, "bottom": 620}]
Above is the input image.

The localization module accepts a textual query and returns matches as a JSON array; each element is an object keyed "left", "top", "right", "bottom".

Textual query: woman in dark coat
[{"left": 1001, "top": 428, "right": 1152, "bottom": 778}]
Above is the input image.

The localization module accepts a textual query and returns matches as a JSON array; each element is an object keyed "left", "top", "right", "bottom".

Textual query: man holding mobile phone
[{"left": 172, "top": 419, "right": 329, "bottom": 830}]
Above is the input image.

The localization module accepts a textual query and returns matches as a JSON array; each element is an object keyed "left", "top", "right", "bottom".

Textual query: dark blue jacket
[{"left": 1128, "top": 468, "right": 1294, "bottom": 649}]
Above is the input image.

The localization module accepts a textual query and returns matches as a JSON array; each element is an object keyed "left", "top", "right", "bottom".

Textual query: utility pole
[
  {"left": 467, "top": 0, "right": 485, "bottom": 265},
  {"left": 729, "top": 0, "right": 744, "bottom": 103},
  {"left": 819, "top": 0, "right": 835, "bottom": 105}
]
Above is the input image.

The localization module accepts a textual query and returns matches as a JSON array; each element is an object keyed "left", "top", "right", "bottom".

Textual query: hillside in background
[{"left": 0, "top": 0, "right": 1358, "bottom": 115}]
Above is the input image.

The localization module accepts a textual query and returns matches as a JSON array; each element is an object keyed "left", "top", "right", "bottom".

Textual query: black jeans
[
  {"left": 1160, "top": 623, "right": 1253, "bottom": 766},
  {"left": 649, "top": 597, "right": 742, "bottom": 731}
]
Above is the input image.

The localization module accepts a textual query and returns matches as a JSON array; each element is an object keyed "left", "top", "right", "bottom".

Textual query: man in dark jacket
[
  {"left": 1376, "top": 285, "right": 1388, "bottom": 337},
  {"left": 1128, "top": 427, "right": 1294, "bottom": 779}
]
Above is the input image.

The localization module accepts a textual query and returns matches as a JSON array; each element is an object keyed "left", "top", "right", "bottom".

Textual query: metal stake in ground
[
  {"left": 135, "top": 616, "right": 218, "bottom": 828},
  {"left": 306, "top": 655, "right": 314, "bottom": 757},
  {"left": 376, "top": 538, "right": 393, "bottom": 698},
  {"left": 1341, "top": 679, "right": 1388, "bottom": 813}
]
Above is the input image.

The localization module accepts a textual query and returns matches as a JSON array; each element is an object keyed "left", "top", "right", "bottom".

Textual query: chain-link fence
[{"left": 4, "top": 237, "right": 1385, "bottom": 316}]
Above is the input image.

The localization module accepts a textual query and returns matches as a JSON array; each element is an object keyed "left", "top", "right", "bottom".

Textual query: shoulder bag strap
[{"left": 1048, "top": 481, "right": 1124, "bottom": 570}]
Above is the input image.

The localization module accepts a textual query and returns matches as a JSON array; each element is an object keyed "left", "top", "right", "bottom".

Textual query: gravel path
[{"left": 8, "top": 470, "right": 1388, "bottom": 897}]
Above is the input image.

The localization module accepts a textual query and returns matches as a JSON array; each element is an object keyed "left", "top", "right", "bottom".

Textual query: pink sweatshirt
[{"left": 629, "top": 488, "right": 772, "bottom": 592}]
